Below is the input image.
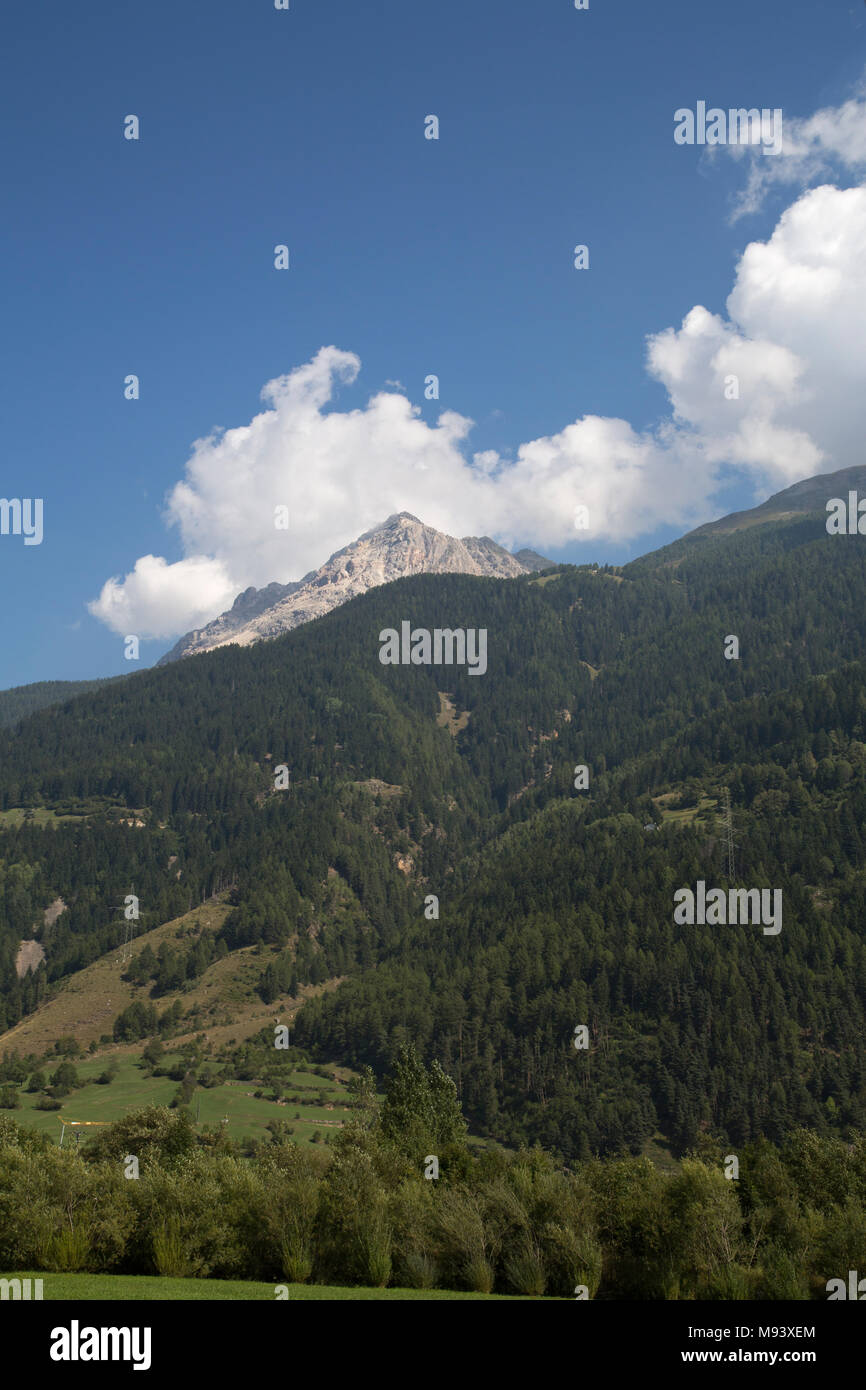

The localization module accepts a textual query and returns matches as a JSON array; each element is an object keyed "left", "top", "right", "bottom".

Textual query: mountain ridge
[
  {"left": 2, "top": 470, "right": 866, "bottom": 1156},
  {"left": 158, "top": 468, "right": 866, "bottom": 664},
  {"left": 157, "top": 512, "right": 551, "bottom": 665}
]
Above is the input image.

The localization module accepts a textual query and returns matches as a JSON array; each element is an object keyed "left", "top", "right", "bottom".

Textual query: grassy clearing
[
  {"left": 6, "top": 1054, "right": 358, "bottom": 1146},
  {"left": 0, "top": 891, "right": 362, "bottom": 1150},
  {"left": 0, "top": 807, "right": 86, "bottom": 827},
  {"left": 1, "top": 1271, "right": 547, "bottom": 1300},
  {"left": 436, "top": 692, "right": 469, "bottom": 736},
  {"left": 0, "top": 898, "right": 341, "bottom": 1058},
  {"left": 652, "top": 792, "right": 719, "bottom": 826},
  {"left": 641, "top": 1132, "right": 680, "bottom": 1176},
  {"left": 0, "top": 901, "right": 233, "bottom": 1054},
  {"left": 351, "top": 779, "right": 403, "bottom": 797}
]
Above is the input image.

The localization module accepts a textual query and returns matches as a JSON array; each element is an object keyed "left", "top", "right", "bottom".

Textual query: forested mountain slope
[
  {"left": 1, "top": 480, "right": 865, "bottom": 1157},
  {"left": 0, "top": 677, "right": 126, "bottom": 729}
]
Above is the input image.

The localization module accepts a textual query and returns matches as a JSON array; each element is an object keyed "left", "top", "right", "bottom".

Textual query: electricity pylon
[
  {"left": 721, "top": 787, "right": 738, "bottom": 881},
  {"left": 119, "top": 887, "right": 138, "bottom": 965}
]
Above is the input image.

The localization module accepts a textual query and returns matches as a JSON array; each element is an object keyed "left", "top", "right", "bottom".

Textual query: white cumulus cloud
[
  {"left": 89, "top": 179, "right": 866, "bottom": 639},
  {"left": 646, "top": 183, "right": 866, "bottom": 490},
  {"left": 90, "top": 555, "right": 237, "bottom": 641},
  {"left": 722, "top": 84, "right": 866, "bottom": 219}
]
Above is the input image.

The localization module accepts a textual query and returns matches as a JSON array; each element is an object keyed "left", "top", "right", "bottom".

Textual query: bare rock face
[
  {"left": 16, "top": 939, "right": 46, "bottom": 978},
  {"left": 158, "top": 514, "right": 550, "bottom": 663}
]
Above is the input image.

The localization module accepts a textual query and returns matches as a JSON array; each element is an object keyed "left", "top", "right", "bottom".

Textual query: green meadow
[
  {"left": 1, "top": 1272, "right": 547, "bottom": 1300},
  {"left": 9, "top": 1054, "right": 355, "bottom": 1147},
  {"left": 0, "top": 807, "right": 86, "bottom": 827}
]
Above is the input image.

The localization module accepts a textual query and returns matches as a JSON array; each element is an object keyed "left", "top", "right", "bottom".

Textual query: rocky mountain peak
[{"left": 158, "top": 516, "right": 550, "bottom": 664}]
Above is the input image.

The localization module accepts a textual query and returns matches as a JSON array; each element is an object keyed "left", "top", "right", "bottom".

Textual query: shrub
[
  {"left": 49, "top": 1061, "right": 80, "bottom": 1096},
  {"left": 755, "top": 1245, "right": 810, "bottom": 1300},
  {"left": 259, "top": 1168, "right": 319, "bottom": 1284},
  {"left": 315, "top": 1140, "right": 392, "bottom": 1286},
  {"left": 465, "top": 1255, "right": 495, "bottom": 1293},
  {"left": 132, "top": 1161, "right": 231, "bottom": 1280},
  {"left": 816, "top": 1200, "right": 866, "bottom": 1275},
  {"left": 503, "top": 1236, "right": 546, "bottom": 1296},
  {"left": 48, "top": 1224, "right": 91, "bottom": 1272},
  {"left": 541, "top": 1222, "right": 603, "bottom": 1298},
  {"left": 83, "top": 1106, "right": 195, "bottom": 1167},
  {"left": 354, "top": 1208, "right": 392, "bottom": 1288},
  {"left": 704, "top": 1263, "right": 753, "bottom": 1300},
  {"left": 402, "top": 1251, "right": 438, "bottom": 1289},
  {"left": 387, "top": 1180, "right": 436, "bottom": 1289},
  {"left": 280, "top": 1234, "right": 313, "bottom": 1284},
  {"left": 152, "top": 1216, "right": 195, "bottom": 1278},
  {"left": 435, "top": 1189, "right": 497, "bottom": 1291}
]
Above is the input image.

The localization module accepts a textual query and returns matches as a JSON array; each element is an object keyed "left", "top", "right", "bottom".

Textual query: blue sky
[{"left": 2, "top": 0, "right": 865, "bottom": 686}]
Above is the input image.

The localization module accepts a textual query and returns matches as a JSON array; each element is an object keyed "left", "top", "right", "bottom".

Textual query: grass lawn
[{"left": 1, "top": 1272, "right": 549, "bottom": 1300}]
